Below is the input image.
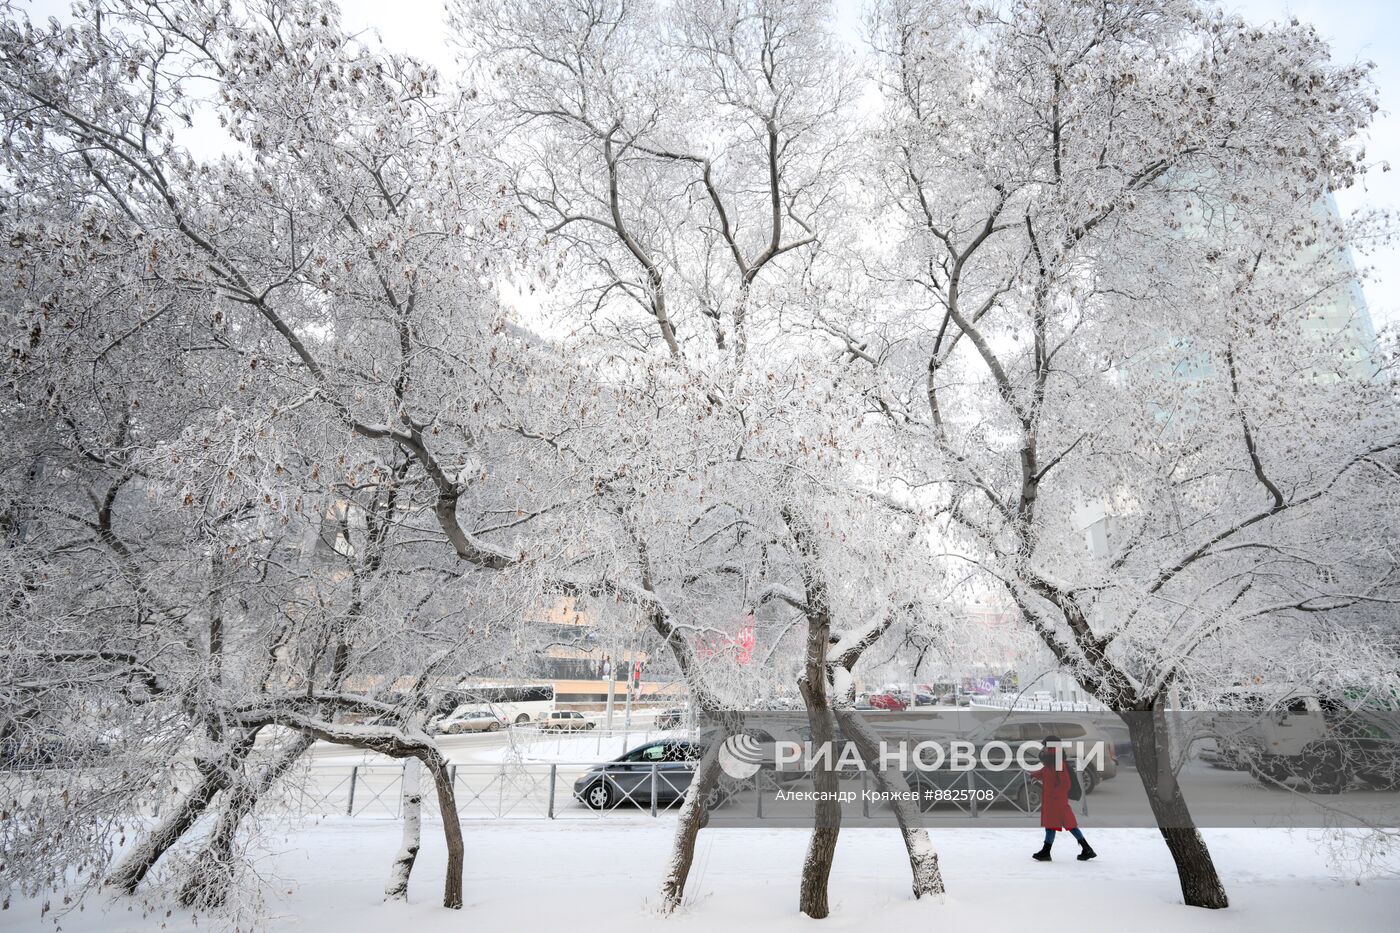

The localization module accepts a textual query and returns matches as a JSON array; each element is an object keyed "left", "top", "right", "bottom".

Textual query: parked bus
[{"left": 444, "top": 684, "right": 556, "bottom": 725}]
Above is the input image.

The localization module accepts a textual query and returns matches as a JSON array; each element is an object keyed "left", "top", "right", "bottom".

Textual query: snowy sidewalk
[{"left": 8, "top": 820, "right": 1397, "bottom": 932}]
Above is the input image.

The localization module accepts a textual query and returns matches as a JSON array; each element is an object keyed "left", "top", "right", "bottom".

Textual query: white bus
[{"left": 447, "top": 684, "right": 556, "bottom": 725}]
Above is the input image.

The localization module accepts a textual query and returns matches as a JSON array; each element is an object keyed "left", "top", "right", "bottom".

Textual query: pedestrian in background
[{"left": 1031, "top": 735, "right": 1096, "bottom": 862}]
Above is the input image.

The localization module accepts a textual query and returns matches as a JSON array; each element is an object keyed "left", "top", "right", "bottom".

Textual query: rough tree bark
[
  {"left": 798, "top": 664, "right": 841, "bottom": 919},
  {"left": 105, "top": 730, "right": 259, "bottom": 894},
  {"left": 1124, "top": 707, "right": 1229, "bottom": 909},
  {"left": 228, "top": 706, "right": 465, "bottom": 909},
  {"left": 177, "top": 732, "right": 316, "bottom": 909},
  {"left": 419, "top": 751, "right": 465, "bottom": 909},
  {"left": 787, "top": 505, "right": 841, "bottom": 919},
  {"left": 828, "top": 602, "right": 945, "bottom": 901},
  {"left": 834, "top": 708, "right": 944, "bottom": 899},
  {"left": 657, "top": 699, "right": 757, "bottom": 912},
  {"left": 659, "top": 740, "right": 723, "bottom": 911},
  {"left": 624, "top": 539, "right": 732, "bottom": 915},
  {"left": 384, "top": 757, "right": 423, "bottom": 901},
  {"left": 1007, "top": 583, "right": 1234, "bottom": 910}
]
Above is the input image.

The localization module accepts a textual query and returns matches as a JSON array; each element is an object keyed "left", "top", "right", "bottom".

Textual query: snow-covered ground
[{"left": 7, "top": 820, "right": 1397, "bottom": 932}]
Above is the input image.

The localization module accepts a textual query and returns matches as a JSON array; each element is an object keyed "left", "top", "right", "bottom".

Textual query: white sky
[{"left": 19, "top": 0, "right": 1400, "bottom": 330}]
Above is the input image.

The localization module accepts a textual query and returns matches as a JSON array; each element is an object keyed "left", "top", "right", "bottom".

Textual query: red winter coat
[{"left": 1031, "top": 765, "right": 1078, "bottom": 830}]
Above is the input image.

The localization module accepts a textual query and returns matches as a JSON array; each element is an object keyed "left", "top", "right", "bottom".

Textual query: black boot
[
  {"left": 1032, "top": 843, "right": 1052, "bottom": 862},
  {"left": 1076, "top": 838, "right": 1097, "bottom": 861}
]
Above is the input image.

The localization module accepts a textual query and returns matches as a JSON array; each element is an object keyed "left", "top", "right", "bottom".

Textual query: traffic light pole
[{"left": 623, "top": 677, "right": 634, "bottom": 733}]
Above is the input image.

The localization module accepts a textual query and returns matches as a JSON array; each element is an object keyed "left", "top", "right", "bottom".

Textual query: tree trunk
[
  {"left": 834, "top": 707, "right": 944, "bottom": 898},
  {"left": 421, "top": 751, "right": 464, "bottom": 909},
  {"left": 177, "top": 732, "right": 314, "bottom": 909},
  {"left": 222, "top": 710, "right": 463, "bottom": 909},
  {"left": 106, "top": 731, "right": 258, "bottom": 895},
  {"left": 797, "top": 638, "right": 841, "bottom": 919},
  {"left": 787, "top": 503, "right": 841, "bottom": 919},
  {"left": 659, "top": 740, "right": 722, "bottom": 912},
  {"left": 384, "top": 757, "right": 423, "bottom": 902},
  {"left": 1124, "top": 709, "right": 1229, "bottom": 909},
  {"left": 799, "top": 795, "right": 840, "bottom": 919}
]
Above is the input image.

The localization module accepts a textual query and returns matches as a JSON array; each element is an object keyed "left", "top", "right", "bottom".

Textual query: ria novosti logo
[
  {"left": 719, "top": 733, "right": 766, "bottom": 779},
  {"left": 718, "top": 735, "right": 1097, "bottom": 778}
]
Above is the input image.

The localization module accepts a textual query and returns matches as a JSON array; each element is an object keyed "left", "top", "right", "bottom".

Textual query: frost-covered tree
[
  {"left": 456, "top": 0, "right": 953, "bottom": 917},
  {"left": 4, "top": 0, "right": 1397, "bottom": 926},
  {"left": 854, "top": 0, "right": 1399, "bottom": 908},
  {"left": 0, "top": 0, "right": 542, "bottom": 913}
]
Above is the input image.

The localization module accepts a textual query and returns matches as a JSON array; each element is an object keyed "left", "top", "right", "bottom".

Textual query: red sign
[{"left": 695, "top": 610, "right": 756, "bottom": 665}]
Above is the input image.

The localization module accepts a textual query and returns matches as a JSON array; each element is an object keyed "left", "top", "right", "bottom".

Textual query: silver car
[
  {"left": 438, "top": 708, "right": 507, "bottom": 734},
  {"left": 539, "top": 710, "right": 595, "bottom": 732}
]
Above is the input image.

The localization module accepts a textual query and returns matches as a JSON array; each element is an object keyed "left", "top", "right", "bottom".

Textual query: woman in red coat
[{"left": 1030, "top": 736, "right": 1096, "bottom": 862}]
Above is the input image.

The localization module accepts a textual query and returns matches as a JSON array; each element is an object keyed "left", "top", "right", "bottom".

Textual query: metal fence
[
  {"left": 278, "top": 760, "right": 698, "bottom": 820},
  {"left": 276, "top": 759, "right": 1089, "bottom": 822},
  {"left": 4, "top": 757, "right": 1087, "bottom": 824},
  {"left": 977, "top": 696, "right": 1107, "bottom": 713},
  {"left": 5, "top": 716, "right": 1093, "bottom": 825}
]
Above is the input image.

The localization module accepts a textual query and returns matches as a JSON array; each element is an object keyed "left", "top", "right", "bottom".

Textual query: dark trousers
[{"left": 1044, "top": 827, "right": 1085, "bottom": 846}]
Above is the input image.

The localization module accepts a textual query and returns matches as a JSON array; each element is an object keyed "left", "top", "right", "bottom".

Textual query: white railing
[
  {"left": 977, "top": 695, "right": 1106, "bottom": 712},
  {"left": 275, "top": 760, "right": 701, "bottom": 821},
  {"left": 273, "top": 757, "right": 1088, "bottom": 822}
]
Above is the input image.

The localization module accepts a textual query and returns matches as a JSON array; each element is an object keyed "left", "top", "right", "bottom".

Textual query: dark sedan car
[
  {"left": 0, "top": 731, "right": 95, "bottom": 770},
  {"left": 655, "top": 707, "right": 688, "bottom": 729},
  {"left": 1099, "top": 722, "right": 1136, "bottom": 768},
  {"left": 573, "top": 740, "right": 707, "bottom": 809}
]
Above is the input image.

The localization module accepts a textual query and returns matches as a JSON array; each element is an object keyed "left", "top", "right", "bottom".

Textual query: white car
[
  {"left": 1211, "top": 689, "right": 1344, "bottom": 791},
  {"left": 538, "top": 710, "right": 595, "bottom": 732}
]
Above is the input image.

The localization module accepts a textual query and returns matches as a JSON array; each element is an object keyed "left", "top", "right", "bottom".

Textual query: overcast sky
[
  {"left": 1227, "top": 0, "right": 1400, "bottom": 331},
  {"left": 22, "top": 0, "right": 1400, "bottom": 329}
]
